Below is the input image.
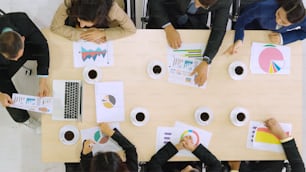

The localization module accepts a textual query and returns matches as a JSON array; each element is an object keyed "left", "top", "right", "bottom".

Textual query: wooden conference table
[{"left": 41, "top": 29, "right": 303, "bottom": 162}]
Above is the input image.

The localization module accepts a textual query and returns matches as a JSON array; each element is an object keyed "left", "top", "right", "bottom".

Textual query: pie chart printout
[
  {"left": 102, "top": 95, "right": 116, "bottom": 109},
  {"left": 94, "top": 130, "right": 109, "bottom": 144},
  {"left": 258, "top": 45, "right": 285, "bottom": 74},
  {"left": 180, "top": 130, "right": 200, "bottom": 146}
]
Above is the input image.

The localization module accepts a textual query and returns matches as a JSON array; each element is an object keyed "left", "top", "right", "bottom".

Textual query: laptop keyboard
[{"left": 64, "top": 82, "right": 80, "bottom": 119}]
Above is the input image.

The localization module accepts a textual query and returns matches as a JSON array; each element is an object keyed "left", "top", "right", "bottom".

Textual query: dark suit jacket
[
  {"left": 147, "top": 0, "right": 232, "bottom": 61},
  {"left": 146, "top": 142, "right": 222, "bottom": 172},
  {"left": 0, "top": 12, "right": 49, "bottom": 77},
  {"left": 80, "top": 128, "right": 138, "bottom": 172},
  {"left": 234, "top": 0, "right": 306, "bottom": 44},
  {"left": 239, "top": 139, "right": 305, "bottom": 172}
]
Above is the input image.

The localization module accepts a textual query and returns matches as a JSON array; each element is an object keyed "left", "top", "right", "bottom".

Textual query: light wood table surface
[{"left": 41, "top": 29, "right": 303, "bottom": 162}]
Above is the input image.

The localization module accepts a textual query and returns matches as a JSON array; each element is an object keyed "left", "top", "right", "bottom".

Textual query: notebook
[{"left": 52, "top": 80, "right": 83, "bottom": 121}]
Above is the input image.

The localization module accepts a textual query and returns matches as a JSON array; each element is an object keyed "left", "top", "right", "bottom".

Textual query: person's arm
[
  {"left": 110, "top": 128, "right": 138, "bottom": 172},
  {"left": 192, "top": 144, "right": 222, "bottom": 171},
  {"left": 103, "top": 2, "right": 136, "bottom": 41},
  {"left": 280, "top": 23, "right": 306, "bottom": 45},
  {"left": 281, "top": 139, "right": 305, "bottom": 172},
  {"left": 203, "top": 0, "right": 232, "bottom": 61},
  {"left": 50, "top": 3, "right": 83, "bottom": 41},
  {"left": 233, "top": 2, "right": 263, "bottom": 43},
  {"left": 265, "top": 118, "right": 305, "bottom": 172},
  {"left": 80, "top": 140, "right": 94, "bottom": 172},
  {"left": 99, "top": 123, "right": 138, "bottom": 172},
  {"left": 146, "top": 142, "right": 179, "bottom": 172}
]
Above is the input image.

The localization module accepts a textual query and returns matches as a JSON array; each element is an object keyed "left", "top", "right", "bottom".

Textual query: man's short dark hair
[
  {"left": 199, "top": 0, "right": 218, "bottom": 7},
  {"left": 0, "top": 31, "right": 23, "bottom": 59}
]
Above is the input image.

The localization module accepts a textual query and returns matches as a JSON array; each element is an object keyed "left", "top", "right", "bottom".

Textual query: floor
[
  {"left": 0, "top": 61, "right": 65, "bottom": 172},
  {"left": 1, "top": 39, "right": 306, "bottom": 172}
]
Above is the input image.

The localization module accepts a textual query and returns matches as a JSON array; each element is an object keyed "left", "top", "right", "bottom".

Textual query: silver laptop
[{"left": 52, "top": 80, "right": 83, "bottom": 121}]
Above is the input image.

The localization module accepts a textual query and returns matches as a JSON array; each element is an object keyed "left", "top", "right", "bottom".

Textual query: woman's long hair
[
  {"left": 278, "top": 0, "right": 306, "bottom": 23},
  {"left": 90, "top": 152, "right": 129, "bottom": 172},
  {"left": 65, "top": 0, "right": 113, "bottom": 27}
]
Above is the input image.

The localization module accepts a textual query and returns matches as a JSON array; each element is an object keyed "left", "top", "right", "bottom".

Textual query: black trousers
[{"left": 0, "top": 58, "right": 30, "bottom": 123}]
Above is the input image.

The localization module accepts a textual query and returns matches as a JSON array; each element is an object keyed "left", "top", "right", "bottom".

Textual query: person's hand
[
  {"left": 82, "top": 140, "right": 95, "bottom": 155},
  {"left": 0, "top": 92, "right": 13, "bottom": 107},
  {"left": 181, "top": 135, "right": 197, "bottom": 152},
  {"left": 190, "top": 61, "right": 209, "bottom": 87},
  {"left": 164, "top": 24, "right": 182, "bottom": 49},
  {"left": 228, "top": 161, "right": 241, "bottom": 170},
  {"left": 264, "top": 118, "right": 288, "bottom": 140},
  {"left": 38, "top": 77, "right": 50, "bottom": 97},
  {"left": 175, "top": 141, "right": 184, "bottom": 151},
  {"left": 268, "top": 32, "right": 281, "bottom": 44},
  {"left": 224, "top": 40, "right": 243, "bottom": 55},
  {"left": 99, "top": 122, "right": 115, "bottom": 137},
  {"left": 80, "top": 28, "right": 107, "bottom": 44}
]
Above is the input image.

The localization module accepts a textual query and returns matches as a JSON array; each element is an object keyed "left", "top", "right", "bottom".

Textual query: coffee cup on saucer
[
  {"left": 230, "top": 107, "right": 249, "bottom": 126},
  {"left": 147, "top": 60, "right": 165, "bottom": 79},
  {"left": 228, "top": 61, "right": 248, "bottom": 80},
  {"left": 130, "top": 107, "right": 149, "bottom": 126},
  {"left": 59, "top": 125, "right": 79, "bottom": 145},
  {"left": 194, "top": 107, "right": 213, "bottom": 126},
  {"left": 83, "top": 65, "right": 102, "bottom": 84}
]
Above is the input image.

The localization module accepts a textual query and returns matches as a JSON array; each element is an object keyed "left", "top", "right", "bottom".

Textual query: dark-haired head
[
  {"left": 278, "top": 0, "right": 306, "bottom": 24},
  {"left": 65, "top": 0, "right": 114, "bottom": 28},
  {"left": 0, "top": 31, "right": 24, "bottom": 60},
  {"left": 90, "top": 152, "right": 129, "bottom": 172},
  {"left": 199, "top": 0, "right": 217, "bottom": 7}
]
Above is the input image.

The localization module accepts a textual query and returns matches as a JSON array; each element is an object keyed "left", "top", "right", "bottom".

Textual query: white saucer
[
  {"left": 147, "top": 60, "right": 165, "bottom": 79},
  {"left": 194, "top": 107, "right": 213, "bottom": 126},
  {"left": 228, "top": 61, "right": 248, "bottom": 80},
  {"left": 83, "top": 65, "right": 102, "bottom": 84},
  {"left": 130, "top": 107, "right": 149, "bottom": 126},
  {"left": 59, "top": 125, "right": 80, "bottom": 145},
  {"left": 230, "top": 107, "right": 249, "bottom": 126}
]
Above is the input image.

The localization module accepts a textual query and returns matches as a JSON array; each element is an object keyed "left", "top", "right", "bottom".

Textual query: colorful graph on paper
[
  {"left": 167, "top": 43, "right": 206, "bottom": 88},
  {"left": 250, "top": 42, "right": 290, "bottom": 74},
  {"left": 247, "top": 121, "right": 292, "bottom": 152},
  {"left": 73, "top": 41, "right": 114, "bottom": 67},
  {"left": 95, "top": 81, "right": 124, "bottom": 122},
  {"left": 80, "top": 125, "right": 122, "bottom": 155}
]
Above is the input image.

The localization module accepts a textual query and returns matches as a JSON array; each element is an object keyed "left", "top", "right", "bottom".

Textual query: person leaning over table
[
  {"left": 147, "top": 0, "right": 232, "bottom": 87},
  {"left": 227, "top": 118, "right": 305, "bottom": 172},
  {"left": 0, "top": 12, "right": 49, "bottom": 133},
  {"left": 80, "top": 122, "right": 138, "bottom": 172},
  {"left": 146, "top": 135, "right": 222, "bottom": 172},
  {"left": 225, "top": 0, "right": 306, "bottom": 55},
  {"left": 50, "top": 0, "right": 136, "bottom": 44}
]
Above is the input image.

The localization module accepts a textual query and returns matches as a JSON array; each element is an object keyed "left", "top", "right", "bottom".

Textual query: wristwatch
[{"left": 203, "top": 56, "right": 211, "bottom": 64}]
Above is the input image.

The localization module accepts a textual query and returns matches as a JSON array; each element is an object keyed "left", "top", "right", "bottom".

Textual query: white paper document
[
  {"left": 10, "top": 93, "right": 53, "bottom": 114},
  {"left": 156, "top": 121, "right": 212, "bottom": 157},
  {"left": 80, "top": 124, "right": 122, "bottom": 156},
  {"left": 246, "top": 121, "right": 292, "bottom": 152},
  {"left": 250, "top": 42, "right": 291, "bottom": 74},
  {"left": 94, "top": 81, "right": 125, "bottom": 122},
  {"left": 73, "top": 41, "right": 114, "bottom": 68},
  {"left": 167, "top": 43, "right": 206, "bottom": 88}
]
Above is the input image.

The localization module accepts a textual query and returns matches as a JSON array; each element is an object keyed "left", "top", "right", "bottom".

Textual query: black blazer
[
  {"left": 147, "top": 0, "right": 232, "bottom": 60},
  {"left": 0, "top": 12, "right": 49, "bottom": 77}
]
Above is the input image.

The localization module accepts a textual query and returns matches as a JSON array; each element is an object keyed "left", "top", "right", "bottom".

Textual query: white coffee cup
[
  {"left": 194, "top": 107, "right": 213, "bottom": 126},
  {"left": 147, "top": 60, "right": 165, "bottom": 79},
  {"left": 130, "top": 107, "right": 149, "bottom": 126},
  {"left": 230, "top": 107, "right": 249, "bottom": 126},
  {"left": 228, "top": 61, "right": 248, "bottom": 80},
  {"left": 83, "top": 65, "right": 102, "bottom": 84}
]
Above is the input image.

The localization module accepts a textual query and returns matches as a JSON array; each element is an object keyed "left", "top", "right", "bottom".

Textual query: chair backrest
[
  {"left": 141, "top": 0, "right": 149, "bottom": 29},
  {"left": 0, "top": 9, "right": 6, "bottom": 16}
]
